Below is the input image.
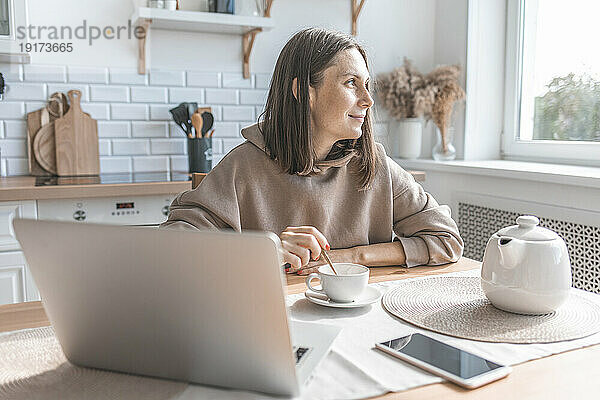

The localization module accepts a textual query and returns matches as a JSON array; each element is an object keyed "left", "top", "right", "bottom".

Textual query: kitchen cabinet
[
  {"left": 0, "top": 251, "right": 34, "bottom": 304},
  {"left": 0, "top": 200, "right": 38, "bottom": 304},
  {"left": 0, "top": 200, "right": 36, "bottom": 251},
  {"left": 0, "top": 0, "right": 31, "bottom": 64}
]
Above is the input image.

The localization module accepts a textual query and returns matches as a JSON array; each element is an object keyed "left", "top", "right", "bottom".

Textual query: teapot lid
[{"left": 495, "top": 215, "right": 559, "bottom": 241}]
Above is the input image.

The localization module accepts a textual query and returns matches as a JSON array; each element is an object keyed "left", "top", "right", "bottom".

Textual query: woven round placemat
[
  {"left": 0, "top": 327, "right": 186, "bottom": 400},
  {"left": 382, "top": 276, "right": 600, "bottom": 344}
]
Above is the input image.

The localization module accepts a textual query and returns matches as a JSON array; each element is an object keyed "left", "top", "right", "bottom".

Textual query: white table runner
[{"left": 3, "top": 268, "right": 600, "bottom": 400}]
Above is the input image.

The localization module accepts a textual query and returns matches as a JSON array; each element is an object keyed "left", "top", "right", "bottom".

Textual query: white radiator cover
[{"left": 454, "top": 192, "right": 600, "bottom": 294}]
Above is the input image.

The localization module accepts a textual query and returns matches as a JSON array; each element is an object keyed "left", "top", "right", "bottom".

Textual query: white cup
[{"left": 305, "top": 263, "right": 369, "bottom": 303}]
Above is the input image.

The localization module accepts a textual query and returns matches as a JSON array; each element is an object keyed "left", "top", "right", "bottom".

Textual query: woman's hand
[
  {"left": 295, "top": 248, "right": 357, "bottom": 275},
  {"left": 279, "top": 226, "right": 330, "bottom": 273}
]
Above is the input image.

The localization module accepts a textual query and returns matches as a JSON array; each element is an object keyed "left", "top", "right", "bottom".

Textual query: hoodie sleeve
[
  {"left": 387, "top": 157, "right": 464, "bottom": 267},
  {"left": 160, "top": 163, "right": 242, "bottom": 232}
]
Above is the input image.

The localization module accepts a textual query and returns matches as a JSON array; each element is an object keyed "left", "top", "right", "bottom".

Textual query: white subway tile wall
[
  {"left": 168, "top": 88, "right": 205, "bottom": 104},
  {"left": 68, "top": 66, "right": 109, "bottom": 84},
  {"left": 132, "top": 121, "right": 169, "bottom": 138},
  {"left": 187, "top": 71, "right": 220, "bottom": 88},
  {"left": 0, "top": 64, "right": 264, "bottom": 175},
  {"left": 90, "top": 85, "right": 130, "bottom": 102},
  {"left": 4, "top": 83, "right": 47, "bottom": 101},
  {"left": 23, "top": 65, "right": 67, "bottom": 83},
  {"left": 4, "top": 121, "right": 26, "bottom": 138},
  {"left": 131, "top": 87, "right": 168, "bottom": 103}
]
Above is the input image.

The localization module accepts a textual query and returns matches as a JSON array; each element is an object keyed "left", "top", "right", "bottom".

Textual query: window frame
[
  {"left": 0, "top": 0, "right": 28, "bottom": 54},
  {"left": 502, "top": 0, "right": 600, "bottom": 166}
]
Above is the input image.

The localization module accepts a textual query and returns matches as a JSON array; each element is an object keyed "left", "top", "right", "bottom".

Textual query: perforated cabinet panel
[{"left": 458, "top": 203, "right": 600, "bottom": 294}]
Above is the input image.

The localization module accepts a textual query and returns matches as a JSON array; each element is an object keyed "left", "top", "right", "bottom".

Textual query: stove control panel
[{"left": 37, "top": 194, "right": 177, "bottom": 226}]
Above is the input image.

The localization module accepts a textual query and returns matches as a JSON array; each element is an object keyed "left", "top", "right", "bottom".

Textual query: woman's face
[{"left": 308, "top": 48, "right": 374, "bottom": 152}]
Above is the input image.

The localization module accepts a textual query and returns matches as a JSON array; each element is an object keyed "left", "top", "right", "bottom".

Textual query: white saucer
[{"left": 304, "top": 286, "right": 382, "bottom": 308}]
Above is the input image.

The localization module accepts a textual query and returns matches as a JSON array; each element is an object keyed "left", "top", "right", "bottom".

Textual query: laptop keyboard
[{"left": 293, "top": 346, "right": 311, "bottom": 365}]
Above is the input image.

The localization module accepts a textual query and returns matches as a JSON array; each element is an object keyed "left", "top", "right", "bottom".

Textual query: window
[
  {"left": 0, "top": 0, "right": 28, "bottom": 55},
  {"left": 503, "top": 0, "right": 600, "bottom": 165},
  {"left": 0, "top": 0, "right": 10, "bottom": 36}
]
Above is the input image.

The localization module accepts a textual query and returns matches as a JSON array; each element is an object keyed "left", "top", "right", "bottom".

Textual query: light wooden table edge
[{"left": 1, "top": 257, "right": 598, "bottom": 399}]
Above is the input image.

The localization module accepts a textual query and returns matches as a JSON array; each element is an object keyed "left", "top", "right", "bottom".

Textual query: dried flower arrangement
[{"left": 377, "top": 58, "right": 465, "bottom": 152}]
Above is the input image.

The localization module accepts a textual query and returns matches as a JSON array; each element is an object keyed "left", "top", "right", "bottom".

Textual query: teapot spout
[{"left": 497, "top": 237, "right": 525, "bottom": 269}]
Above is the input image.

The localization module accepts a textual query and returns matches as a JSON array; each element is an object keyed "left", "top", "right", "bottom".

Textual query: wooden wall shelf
[
  {"left": 132, "top": 6, "right": 274, "bottom": 76},
  {"left": 133, "top": 0, "right": 366, "bottom": 77}
]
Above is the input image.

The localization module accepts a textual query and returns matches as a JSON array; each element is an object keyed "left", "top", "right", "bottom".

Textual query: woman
[{"left": 162, "top": 28, "right": 463, "bottom": 275}]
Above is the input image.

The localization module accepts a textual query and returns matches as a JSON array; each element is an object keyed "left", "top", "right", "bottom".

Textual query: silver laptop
[{"left": 13, "top": 218, "right": 340, "bottom": 397}]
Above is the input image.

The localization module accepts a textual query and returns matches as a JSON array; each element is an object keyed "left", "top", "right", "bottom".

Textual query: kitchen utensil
[
  {"left": 169, "top": 104, "right": 191, "bottom": 137},
  {"left": 320, "top": 248, "right": 337, "bottom": 275},
  {"left": 54, "top": 90, "right": 100, "bottom": 176},
  {"left": 481, "top": 215, "right": 572, "bottom": 315},
  {"left": 191, "top": 113, "right": 203, "bottom": 138},
  {"left": 186, "top": 101, "right": 197, "bottom": 122},
  {"left": 305, "top": 263, "right": 368, "bottom": 303},
  {"left": 200, "top": 111, "right": 214, "bottom": 137},
  {"left": 26, "top": 93, "right": 70, "bottom": 176},
  {"left": 195, "top": 106, "right": 212, "bottom": 115}
]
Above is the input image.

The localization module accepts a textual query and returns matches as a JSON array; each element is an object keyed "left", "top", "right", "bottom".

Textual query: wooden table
[{"left": 1, "top": 258, "right": 598, "bottom": 399}]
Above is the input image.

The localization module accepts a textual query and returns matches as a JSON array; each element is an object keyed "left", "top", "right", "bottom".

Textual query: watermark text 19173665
[
  {"left": 16, "top": 20, "right": 146, "bottom": 46},
  {"left": 20, "top": 43, "right": 73, "bottom": 53}
]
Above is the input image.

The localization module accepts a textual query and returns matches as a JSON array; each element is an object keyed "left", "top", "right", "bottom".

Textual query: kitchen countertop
[
  {"left": 0, "top": 171, "right": 426, "bottom": 201},
  {"left": 0, "top": 173, "right": 193, "bottom": 201}
]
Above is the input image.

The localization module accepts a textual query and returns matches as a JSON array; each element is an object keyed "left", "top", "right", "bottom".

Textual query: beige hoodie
[{"left": 161, "top": 124, "right": 463, "bottom": 267}]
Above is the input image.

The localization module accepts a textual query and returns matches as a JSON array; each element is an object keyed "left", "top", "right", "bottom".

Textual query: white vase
[{"left": 390, "top": 118, "right": 422, "bottom": 159}]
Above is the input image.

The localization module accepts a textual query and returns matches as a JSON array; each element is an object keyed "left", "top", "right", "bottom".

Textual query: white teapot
[{"left": 480, "top": 215, "right": 572, "bottom": 314}]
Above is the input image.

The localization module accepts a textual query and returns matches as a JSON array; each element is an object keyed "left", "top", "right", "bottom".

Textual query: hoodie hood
[{"left": 241, "top": 123, "right": 357, "bottom": 175}]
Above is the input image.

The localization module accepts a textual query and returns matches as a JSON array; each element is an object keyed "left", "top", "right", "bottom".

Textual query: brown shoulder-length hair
[{"left": 258, "top": 28, "right": 378, "bottom": 190}]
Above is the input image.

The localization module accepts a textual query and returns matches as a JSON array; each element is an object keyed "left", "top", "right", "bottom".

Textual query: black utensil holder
[{"left": 188, "top": 138, "right": 212, "bottom": 173}]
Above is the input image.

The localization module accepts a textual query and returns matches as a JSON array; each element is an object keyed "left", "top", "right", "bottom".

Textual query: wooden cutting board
[
  {"left": 54, "top": 90, "right": 100, "bottom": 176},
  {"left": 32, "top": 114, "right": 57, "bottom": 175},
  {"left": 26, "top": 93, "right": 69, "bottom": 176},
  {"left": 26, "top": 109, "right": 51, "bottom": 176}
]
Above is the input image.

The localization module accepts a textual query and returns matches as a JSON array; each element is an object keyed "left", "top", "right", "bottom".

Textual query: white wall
[
  {"left": 0, "top": 0, "right": 445, "bottom": 175},
  {"left": 28, "top": 0, "right": 437, "bottom": 75}
]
